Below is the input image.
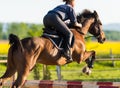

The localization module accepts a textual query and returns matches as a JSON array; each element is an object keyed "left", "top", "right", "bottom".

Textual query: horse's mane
[
  {"left": 80, "top": 9, "right": 93, "bottom": 17},
  {"left": 77, "top": 9, "right": 94, "bottom": 23}
]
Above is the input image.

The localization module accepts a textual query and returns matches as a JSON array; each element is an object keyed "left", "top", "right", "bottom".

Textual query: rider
[{"left": 43, "top": 0, "right": 82, "bottom": 62}]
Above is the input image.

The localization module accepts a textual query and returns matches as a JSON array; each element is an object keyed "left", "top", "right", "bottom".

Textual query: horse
[{"left": 0, "top": 9, "right": 105, "bottom": 88}]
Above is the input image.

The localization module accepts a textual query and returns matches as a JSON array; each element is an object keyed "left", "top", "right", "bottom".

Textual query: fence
[{"left": 2, "top": 80, "right": 120, "bottom": 88}]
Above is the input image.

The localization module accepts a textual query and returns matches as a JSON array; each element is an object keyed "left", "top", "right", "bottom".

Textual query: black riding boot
[{"left": 63, "top": 44, "right": 73, "bottom": 63}]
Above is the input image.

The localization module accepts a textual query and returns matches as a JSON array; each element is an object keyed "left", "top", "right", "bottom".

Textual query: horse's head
[
  {"left": 77, "top": 9, "right": 106, "bottom": 43},
  {"left": 89, "top": 10, "right": 106, "bottom": 43}
]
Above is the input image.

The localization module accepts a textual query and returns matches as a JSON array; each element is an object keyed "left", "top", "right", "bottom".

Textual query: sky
[{"left": 0, "top": 0, "right": 120, "bottom": 24}]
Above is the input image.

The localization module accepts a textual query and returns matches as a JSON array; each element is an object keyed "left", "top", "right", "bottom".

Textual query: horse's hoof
[
  {"left": 82, "top": 66, "right": 92, "bottom": 75},
  {"left": 86, "top": 69, "right": 91, "bottom": 75}
]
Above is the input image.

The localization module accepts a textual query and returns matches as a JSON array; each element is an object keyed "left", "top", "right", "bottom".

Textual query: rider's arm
[
  {"left": 67, "top": 5, "right": 82, "bottom": 29},
  {"left": 74, "top": 22, "right": 82, "bottom": 28}
]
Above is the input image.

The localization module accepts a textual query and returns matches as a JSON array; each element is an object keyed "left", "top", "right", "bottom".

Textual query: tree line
[
  {"left": 0, "top": 23, "right": 44, "bottom": 40},
  {"left": 104, "top": 30, "right": 120, "bottom": 41},
  {"left": 0, "top": 23, "right": 120, "bottom": 41}
]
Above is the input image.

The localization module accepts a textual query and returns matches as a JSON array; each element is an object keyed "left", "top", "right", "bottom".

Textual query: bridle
[
  {"left": 76, "top": 9, "right": 105, "bottom": 43},
  {"left": 89, "top": 17, "right": 102, "bottom": 39},
  {"left": 76, "top": 10, "right": 102, "bottom": 38}
]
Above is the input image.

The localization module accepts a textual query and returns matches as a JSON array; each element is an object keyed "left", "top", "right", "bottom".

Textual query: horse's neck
[{"left": 81, "top": 18, "right": 94, "bottom": 35}]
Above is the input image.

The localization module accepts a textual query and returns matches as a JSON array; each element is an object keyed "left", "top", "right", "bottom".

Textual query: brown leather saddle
[{"left": 42, "top": 28, "right": 74, "bottom": 50}]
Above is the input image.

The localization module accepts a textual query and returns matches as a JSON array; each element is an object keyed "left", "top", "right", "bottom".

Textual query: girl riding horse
[
  {"left": 0, "top": 9, "right": 105, "bottom": 88},
  {"left": 43, "top": 0, "right": 82, "bottom": 62}
]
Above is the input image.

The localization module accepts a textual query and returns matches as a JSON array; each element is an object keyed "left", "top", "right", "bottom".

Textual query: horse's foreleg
[
  {"left": 84, "top": 50, "right": 96, "bottom": 68},
  {"left": 81, "top": 50, "right": 96, "bottom": 75}
]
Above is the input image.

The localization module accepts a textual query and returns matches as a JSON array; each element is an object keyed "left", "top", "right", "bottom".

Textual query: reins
[
  {"left": 75, "top": 28, "right": 85, "bottom": 35},
  {"left": 85, "top": 35, "right": 94, "bottom": 39}
]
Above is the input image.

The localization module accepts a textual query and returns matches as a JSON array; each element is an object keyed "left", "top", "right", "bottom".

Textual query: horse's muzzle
[{"left": 98, "top": 37, "right": 106, "bottom": 43}]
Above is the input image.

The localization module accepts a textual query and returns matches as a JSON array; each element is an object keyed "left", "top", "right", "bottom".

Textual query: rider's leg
[
  {"left": 43, "top": 13, "right": 73, "bottom": 62},
  {"left": 63, "top": 40, "right": 73, "bottom": 62},
  {"left": 54, "top": 17, "right": 73, "bottom": 62}
]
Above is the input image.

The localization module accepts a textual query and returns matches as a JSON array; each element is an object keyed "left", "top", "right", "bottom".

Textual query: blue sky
[{"left": 0, "top": 0, "right": 120, "bottom": 24}]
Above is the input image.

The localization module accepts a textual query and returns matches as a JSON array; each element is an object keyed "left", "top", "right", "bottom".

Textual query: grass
[
  {"left": 27, "top": 61, "right": 120, "bottom": 81},
  {"left": 0, "top": 61, "right": 120, "bottom": 82}
]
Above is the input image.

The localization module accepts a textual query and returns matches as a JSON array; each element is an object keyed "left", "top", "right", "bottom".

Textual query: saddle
[{"left": 42, "top": 28, "right": 74, "bottom": 50}]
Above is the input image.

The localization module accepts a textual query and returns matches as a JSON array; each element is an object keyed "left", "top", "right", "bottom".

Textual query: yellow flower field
[
  {"left": 86, "top": 41, "right": 120, "bottom": 57},
  {"left": 0, "top": 41, "right": 9, "bottom": 55},
  {"left": 0, "top": 40, "right": 120, "bottom": 57}
]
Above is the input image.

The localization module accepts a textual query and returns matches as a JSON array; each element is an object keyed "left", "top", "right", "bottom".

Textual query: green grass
[
  {"left": 56, "top": 61, "right": 120, "bottom": 81},
  {"left": 1, "top": 61, "right": 120, "bottom": 82}
]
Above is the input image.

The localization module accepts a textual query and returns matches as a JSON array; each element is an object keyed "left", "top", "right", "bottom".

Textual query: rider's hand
[{"left": 75, "top": 22, "right": 82, "bottom": 28}]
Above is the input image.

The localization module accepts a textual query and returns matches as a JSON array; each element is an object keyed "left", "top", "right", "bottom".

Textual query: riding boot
[{"left": 63, "top": 44, "right": 73, "bottom": 63}]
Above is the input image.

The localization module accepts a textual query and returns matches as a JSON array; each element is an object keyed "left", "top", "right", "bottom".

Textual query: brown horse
[{"left": 0, "top": 9, "right": 105, "bottom": 88}]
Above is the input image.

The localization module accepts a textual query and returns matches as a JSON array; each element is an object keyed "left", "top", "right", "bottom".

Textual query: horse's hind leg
[
  {"left": 0, "top": 49, "right": 17, "bottom": 87},
  {"left": 12, "top": 70, "right": 29, "bottom": 88},
  {"left": 0, "top": 60, "right": 16, "bottom": 87},
  {"left": 12, "top": 60, "right": 30, "bottom": 88}
]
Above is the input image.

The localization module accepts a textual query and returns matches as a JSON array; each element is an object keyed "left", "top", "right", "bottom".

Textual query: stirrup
[
  {"left": 63, "top": 51, "right": 73, "bottom": 62},
  {"left": 66, "top": 58, "right": 73, "bottom": 63}
]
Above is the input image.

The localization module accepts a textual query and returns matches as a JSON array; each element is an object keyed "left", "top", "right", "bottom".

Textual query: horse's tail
[{"left": 9, "top": 33, "right": 24, "bottom": 52}]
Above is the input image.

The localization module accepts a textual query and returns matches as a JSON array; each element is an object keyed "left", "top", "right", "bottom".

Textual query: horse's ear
[{"left": 93, "top": 10, "right": 98, "bottom": 17}]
